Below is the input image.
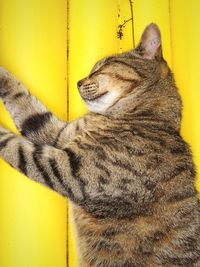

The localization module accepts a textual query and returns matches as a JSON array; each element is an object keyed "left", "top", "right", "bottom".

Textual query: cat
[{"left": 0, "top": 23, "right": 200, "bottom": 267}]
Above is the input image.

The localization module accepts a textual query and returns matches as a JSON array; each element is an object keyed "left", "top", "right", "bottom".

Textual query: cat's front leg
[
  {"left": 0, "top": 124, "right": 148, "bottom": 218},
  {"left": 0, "top": 125, "right": 85, "bottom": 200},
  {"left": 0, "top": 67, "right": 67, "bottom": 146}
]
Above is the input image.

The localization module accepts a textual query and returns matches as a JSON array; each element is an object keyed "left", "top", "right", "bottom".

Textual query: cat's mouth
[{"left": 81, "top": 91, "right": 108, "bottom": 101}]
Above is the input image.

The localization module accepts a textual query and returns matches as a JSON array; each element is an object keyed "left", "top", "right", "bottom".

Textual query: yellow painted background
[
  {"left": 0, "top": 1, "right": 199, "bottom": 267},
  {"left": 0, "top": 1, "right": 67, "bottom": 267}
]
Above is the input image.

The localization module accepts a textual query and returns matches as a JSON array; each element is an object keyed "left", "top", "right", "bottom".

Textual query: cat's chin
[{"left": 84, "top": 91, "right": 120, "bottom": 114}]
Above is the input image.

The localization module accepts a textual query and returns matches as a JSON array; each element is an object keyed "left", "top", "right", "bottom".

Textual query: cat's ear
[{"left": 135, "top": 23, "right": 162, "bottom": 60}]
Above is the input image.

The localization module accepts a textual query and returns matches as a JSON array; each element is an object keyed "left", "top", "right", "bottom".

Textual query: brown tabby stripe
[
  {"left": 101, "top": 227, "right": 118, "bottom": 238},
  {"left": 64, "top": 147, "right": 87, "bottom": 199},
  {"left": 89, "top": 61, "right": 114, "bottom": 77},
  {"left": 49, "top": 158, "right": 66, "bottom": 188},
  {"left": 160, "top": 253, "right": 200, "bottom": 266},
  {"left": 92, "top": 240, "right": 121, "bottom": 251},
  {"left": 134, "top": 110, "right": 155, "bottom": 118},
  {"left": 133, "top": 117, "right": 172, "bottom": 126},
  {"left": 73, "top": 140, "right": 91, "bottom": 150},
  {"left": 0, "top": 91, "right": 9, "bottom": 98},
  {"left": 134, "top": 123, "right": 187, "bottom": 155},
  {"left": 148, "top": 230, "right": 165, "bottom": 242},
  {"left": 21, "top": 112, "right": 52, "bottom": 136},
  {"left": 95, "top": 162, "right": 110, "bottom": 177},
  {"left": 13, "top": 92, "right": 26, "bottom": 100},
  {"left": 90, "top": 59, "right": 145, "bottom": 80},
  {"left": 53, "top": 124, "right": 68, "bottom": 146},
  {"left": 95, "top": 259, "right": 110, "bottom": 267},
  {"left": 95, "top": 146, "right": 107, "bottom": 159},
  {"left": 32, "top": 145, "right": 54, "bottom": 189},
  {"left": 98, "top": 175, "right": 109, "bottom": 185},
  {"left": 18, "top": 145, "right": 27, "bottom": 175},
  {"left": 107, "top": 72, "right": 139, "bottom": 83},
  {"left": 111, "top": 59, "right": 147, "bottom": 78},
  {"left": 64, "top": 147, "right": 81, "bottom": 176},
  {"left": 121, "top": 261, "right": 137, "bottom": 267},
  {"left": 143, "top": 179, "right": 156, "bottom": 191},
  {"left": 164, "top": 164, "right": 194, "bottom": 182},
  {"left": 138, "top": 244, "right": 152, "bottom": 256},
  {"left": 88, "top": 257, "right": 97, "bottom": 266},
  {"left": 0, "top": 78, "right": 10, "bottom": 97},
  {"left": 75, "top": 122, "right": 80, "bottom": 132},
  {"left": 132, "top": 127, "right": 166, "bottom": 146},
  {"left": 0, "top": 136, "right": 15, "bottom": 151},
  {"left": 108, "top": 159, "right": 133, "bottom": 172},
  {"left": 0, "top": 131, "right": 7, "bottom": 136},
  {"left": 178, "top": 234, "right": 198, "bottom": 251},
  {"left": 74, "top": 140, "right": 108, "bottom": 160},
  {"left": 170, "top": 141, "right": 188, "bottom": 154},
  {"left": 48, "top": 158, "right": 77, "bottom": 200},
  {"left": 86, "top": 196, "right": 139, "bottom": 219},
  {"left": 92, "top": 259, "right": 136, "bottom": 267},
  {"left": 167, "top": 189, "right": 196, "bottom": 203},
  {"left": 135, "top": 121, "right": 178, "bottom": 136}
]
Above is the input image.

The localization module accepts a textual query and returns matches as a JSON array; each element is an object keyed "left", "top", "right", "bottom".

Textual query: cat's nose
[{"left": 77, "top": 80, "right": 83, "bottom": 88}]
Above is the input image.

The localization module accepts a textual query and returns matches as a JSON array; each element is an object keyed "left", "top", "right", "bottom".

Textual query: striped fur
[{"left": 0, "top": 23, "right": 200, "bottom": 266}]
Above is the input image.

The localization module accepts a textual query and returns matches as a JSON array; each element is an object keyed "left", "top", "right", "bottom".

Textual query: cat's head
[{"left": 77, "top": 23, "right": 181, "bottom": 126}]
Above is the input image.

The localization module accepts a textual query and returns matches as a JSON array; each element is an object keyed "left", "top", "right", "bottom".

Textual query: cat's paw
[{"left": 0, "top": 67, "right": 13, "bottom": 98}]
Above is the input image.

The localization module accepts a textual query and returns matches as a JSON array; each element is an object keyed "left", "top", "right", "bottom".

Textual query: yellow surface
[
  {"left": 1, "top": 1, "right": 200, "bottom": 267},
  {"left": 169, "top": 0, "right": 200, "bottom": 191},
  {"left": 68, "top": 0, "right": 119, "bottom": 121},
  {"left": 0, "top": 1, "right": 67, "bottom": 267},
  {"left": 134, "top": 0, "right": 200, "bottom": 191},
  {"left": 133, "top": 0, "right": 172, "bottom": 68}
]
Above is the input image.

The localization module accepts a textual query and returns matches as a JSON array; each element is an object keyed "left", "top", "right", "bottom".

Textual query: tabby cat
[{"left": 0, "top": 23, "right": 200, "bottom": 267}]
